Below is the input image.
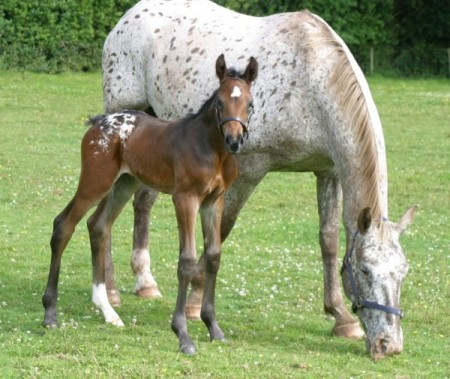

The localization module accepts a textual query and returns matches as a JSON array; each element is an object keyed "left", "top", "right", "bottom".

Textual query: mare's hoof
[
  {"left": 185, "top": 306, "right": 201, "bottom": 320},
  {"left": 135, "top": 285, "right": 162, "bottom": 299},
  {"left": 107, "top": 289, "right": 121, "bottom": 307},
  {"left": 333, "top": 322, "right": 365, "bottom": 339}
]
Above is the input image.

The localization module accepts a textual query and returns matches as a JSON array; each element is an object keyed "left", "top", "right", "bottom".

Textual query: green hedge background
[{"left": 1, "top": 0, "right": 449, "bottom": 76}]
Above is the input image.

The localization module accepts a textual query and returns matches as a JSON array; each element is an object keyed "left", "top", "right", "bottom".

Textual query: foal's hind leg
[
  {"left": 42, "top": 193, "right": 105, "bottom": 327},
  {"left": 88, "top": 174, "right": 140, "bottom": 326},
  {"left": 315, "top": 172, "right": 364, "bottom": 339}
]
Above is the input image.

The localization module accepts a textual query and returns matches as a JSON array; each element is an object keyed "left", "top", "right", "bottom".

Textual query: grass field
[{"left": 0, "top": 71, "right": 449, "bottom": 378}]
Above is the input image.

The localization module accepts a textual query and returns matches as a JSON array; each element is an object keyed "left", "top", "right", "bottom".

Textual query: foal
[{"left": 42, "top": 54, "right": 258, "bottom": 354}]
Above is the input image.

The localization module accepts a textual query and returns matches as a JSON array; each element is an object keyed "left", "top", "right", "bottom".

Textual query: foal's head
[{"left": 214, "top": 54, "right": 258, "bottom": 154}]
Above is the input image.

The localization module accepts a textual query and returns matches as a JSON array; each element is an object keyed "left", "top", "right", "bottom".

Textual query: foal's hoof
[
  {"left": 106, "top": 316, "right": 125, "bottom": 327},
  {"left": 107, "top": 289, "right": 121, "bottom": 307},
  {"left": 43, "top": 321, "right": 59, "bottom": 329},
  {"left": 180, "top": 344, "right": 196, "bottom": 355},
  {"left": 135, "top": 285, "right": 162, "bottom": 299},
  {"left": 333, "top": 322, "right": 365, "bottom": 339},
  {"left": 185, "top": 305, "right": 201, "bottom": 320}
]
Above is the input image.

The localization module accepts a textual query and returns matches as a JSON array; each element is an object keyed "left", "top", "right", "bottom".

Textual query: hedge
[{"left": 0, "top": 0, "right": 135, "bottom": 72}]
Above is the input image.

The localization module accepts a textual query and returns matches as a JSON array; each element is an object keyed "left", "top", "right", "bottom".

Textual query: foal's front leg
[
  {"left": 199, "top": 197, "right": 225, "bottom": 342},
  {"left": 171, "top": 194, "right": 200, "bottom": 355}
]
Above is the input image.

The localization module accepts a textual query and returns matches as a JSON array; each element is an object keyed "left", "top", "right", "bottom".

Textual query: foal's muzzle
[{"left": 224, "top": 133, "right": 244, "bottom": 154}]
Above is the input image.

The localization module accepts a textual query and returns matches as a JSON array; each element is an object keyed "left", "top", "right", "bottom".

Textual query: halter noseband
[
  {"left": 341, "top": 230, "right": 404, "bottom": 318},
  {"left": 215, "top": 101, "right": 254, "bottom": 139}
]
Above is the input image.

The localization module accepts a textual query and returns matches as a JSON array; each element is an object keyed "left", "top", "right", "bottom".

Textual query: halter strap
[
  {"left": 341, "top": 230, "right": 404, "bottom": 318},
  {"left": 215, "top": 103, "right": 253, "bottom": 139}
]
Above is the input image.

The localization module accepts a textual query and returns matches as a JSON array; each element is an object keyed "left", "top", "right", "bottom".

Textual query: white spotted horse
[
  {"left": 42, "top": 54, "right": 258, "bottom": 355},
  {"left": 102, "top": 0, "right": 417, "bottom": 359}
]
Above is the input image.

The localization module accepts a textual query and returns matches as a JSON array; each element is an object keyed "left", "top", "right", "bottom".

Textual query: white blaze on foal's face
[{"left": 230, "top": 85, "right": 241, "bottom": 98}]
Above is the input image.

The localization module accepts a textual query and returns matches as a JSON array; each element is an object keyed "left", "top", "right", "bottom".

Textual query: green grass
[{"left": 0, "top": 71, "right": 449, "bottom": 378}]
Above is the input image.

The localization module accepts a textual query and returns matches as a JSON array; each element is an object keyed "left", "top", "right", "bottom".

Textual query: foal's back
[{"left": 87, "top": 110, "right": 237, "bottom": 196}]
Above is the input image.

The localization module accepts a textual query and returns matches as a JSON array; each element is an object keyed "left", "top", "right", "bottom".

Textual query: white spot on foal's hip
[{"left": 231, "top": 85, "right": 242, "bottom": 98}]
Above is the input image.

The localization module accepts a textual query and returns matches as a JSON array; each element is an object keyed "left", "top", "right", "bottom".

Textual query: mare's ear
[
  {"left": 216, "top": 54, "right": 227, "bottom": 81},
  {"left": 394, "top": 205, "right": 418, "bottom": 235},
  {"left": 357, "top": 207, "right": 372, "bottom": 234},
  {"left": 244, "top": 56, "right": 258, "bottom": 83}
]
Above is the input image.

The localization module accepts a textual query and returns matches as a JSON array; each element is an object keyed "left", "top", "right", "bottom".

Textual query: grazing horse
[
  {"left": 102, "top": 0, "right": 417, "bottom": 359},
  {"left": 42, "top": 54, "right": 258, "bottom": 355}
]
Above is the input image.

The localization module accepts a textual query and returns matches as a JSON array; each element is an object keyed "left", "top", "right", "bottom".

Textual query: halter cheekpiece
[
  {"left": 214, "top": 99, "right": 254, "bottom": 139},
  {"left": 341, "top": 230, "right": 404, "bottom": 318}
]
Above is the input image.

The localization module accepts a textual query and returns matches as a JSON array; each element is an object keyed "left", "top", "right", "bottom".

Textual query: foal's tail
[{"left": 85, "top": 115, "right": 105, "bottom": 127}]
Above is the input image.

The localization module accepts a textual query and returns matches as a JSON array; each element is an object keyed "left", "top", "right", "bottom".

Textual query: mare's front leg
[
  {"left": 315, "top": 172, "right": 364, "bottom": 339},
  {"left": 89, "top": 174, "right": 140, "bottom": 326},
  {"left": 199, "top": 196, "right": 226, "bottom": 342},
  {"left": 171, "top": 194, "right": 200, "bottom": 355}
]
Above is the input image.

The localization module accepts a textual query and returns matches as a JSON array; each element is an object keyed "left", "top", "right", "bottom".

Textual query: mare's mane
[{"left": 306, "top": 12, "right": 386, "bottom": 236}]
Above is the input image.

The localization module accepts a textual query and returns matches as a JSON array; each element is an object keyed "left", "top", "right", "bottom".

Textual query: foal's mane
[{"left": 304, "top": 12, "right": 386, "bottom": 236}]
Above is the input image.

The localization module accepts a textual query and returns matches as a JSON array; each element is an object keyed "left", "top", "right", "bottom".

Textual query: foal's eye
[{"left": 249, "top": 101, "right": 254, "bottom": 111}]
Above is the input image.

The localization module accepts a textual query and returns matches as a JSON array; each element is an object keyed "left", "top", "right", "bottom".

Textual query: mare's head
[
  {"left": 341, "top": 206, "right": 417, "bottom": 359},
  {"left": 214, "top": 54, "right": 258, "bottom": 154}
]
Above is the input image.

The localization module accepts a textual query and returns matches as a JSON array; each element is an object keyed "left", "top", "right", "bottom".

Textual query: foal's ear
[
  {"left": 216, "top": 54, "right": 227, "bottom": 81},
  {"left": 243, "top": 57, "right": 258, "bottom": 83},
  {"left": 357, "top": 207, "right": 372, "bottom": 234}
]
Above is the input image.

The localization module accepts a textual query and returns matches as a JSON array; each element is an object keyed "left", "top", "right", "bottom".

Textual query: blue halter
[{"left": 341, "top": 230, "right": 404, "bottom": 318}]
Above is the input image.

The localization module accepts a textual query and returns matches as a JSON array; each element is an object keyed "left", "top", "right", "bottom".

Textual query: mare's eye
[{"left": 361, "top": 267, "right": 370, "bottom": 277}]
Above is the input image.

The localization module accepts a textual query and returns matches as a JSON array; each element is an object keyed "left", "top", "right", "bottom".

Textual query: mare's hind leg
[
  {"left": 88, "top": 174, "right": 140, "bottom": 326},
  {"left": 315, "top": 172, "right": 364, "bottom": 339},
  {"left": 131, "top": 186, "right": 162, "bottom": 298},
  {"left": 104, "top": 184, "right": 161, "bottom": 306}
]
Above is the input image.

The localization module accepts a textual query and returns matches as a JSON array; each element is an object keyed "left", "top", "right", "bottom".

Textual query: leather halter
[
  {"left": 341, "top": 230, "right": 404, "bottom": 318},
  {"left": 215, "top": 101, "right": 254, "bottom": 140}
]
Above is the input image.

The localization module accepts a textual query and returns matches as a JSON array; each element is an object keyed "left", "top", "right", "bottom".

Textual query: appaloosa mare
[
  {"left": 102, "top": 0, "right": 417, "bottom": 359},
  {"left": 42, "top": 54, "right": 258, "bottom": 354}
]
